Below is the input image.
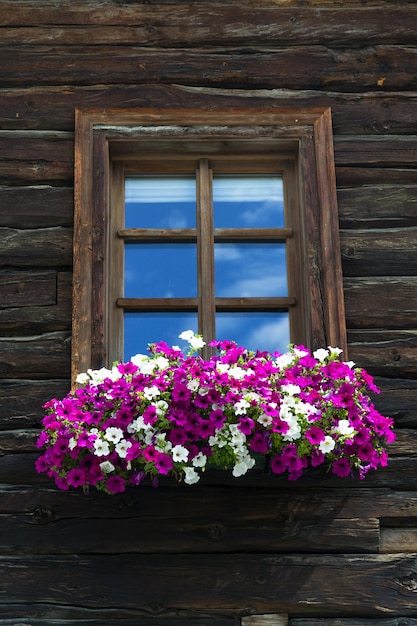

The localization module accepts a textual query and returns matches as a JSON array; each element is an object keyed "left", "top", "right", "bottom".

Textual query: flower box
[{"left": 36, "top": 331, "right": 395, "bottom": 495}]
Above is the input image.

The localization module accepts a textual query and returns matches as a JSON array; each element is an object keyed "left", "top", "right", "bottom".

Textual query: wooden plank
[
  {"left": 0, "top": 553, "right": 416, "bottom": 615},
  {"left": 0, "top": 228, "right": 72, "bottom": 267},
  {"left": 0, "top": 132, "right": 73, "bottom": 184},
  {"left": 334, "top": 137, "right": 417, "bottom": 166},
  {"left": 0, "top": 270, "right": 56, "bottom": 308},
  {"left": 0, "top": 380, "right": 70, "bottom": 429},
  {"left": 338, "top": 185, "right": 417, "bottom": 229},
  {"left": 340, "top": 228, "right": 417, "bottom": 277},
  {"left": 337, "top": 167, "right": 417, "bottom": 187},
  {"left": 1, "top": 4, "right": 417, "bottom": 48},
  {"left": 292, "top": 619, "right": 417, "bottom": 625},
  {"left": 0, "top": 186, "right": 73, "bottom": 228},
  {"left": 0, "top": 332, "right": 70, "bottom": 379},
  {"left": 348, "top": 333, "right": 417, "bottom": 378},
  {"left": 380, "top": 528, "right": 417, "bottom": 554},
  {"left": 344, "top": 278, "right": 417, "bottom": 329},
  {"left": 2, "top": 85, "right": 417, "bottom": 135},
  {"left": 242, "top": 616, "right": 288, "bottom": 626},
  {"left": 0, "top": 499, "right": 380, "bottom": 554},
  {"left": 374, "top": 377, "right": 417, "bottom": 429},
  {"left": 3, "top": 45, "right": 417, "bottom": 91},
  {"left": 0, "top": 271, "right": 72, "bottom": 335}
]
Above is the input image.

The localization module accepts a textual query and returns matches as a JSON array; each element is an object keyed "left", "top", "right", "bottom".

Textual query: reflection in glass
[
  {"left": 124, "top": 312, "right": 198, "bottom": 361},
  {"left": 213, "top": 175, "right": 284, "bottom": 228},
  {"left": 125, "top": 176, "right": 196, "bottom": 228},
  {"left": 215, "top": 243, "right": 287, "bottom": 297},
  {"left": 124, "top": 243, "right": 197, "bottom": 298},
  {"left": 216, "top": 312, "right": 290, "bottom": 354}
]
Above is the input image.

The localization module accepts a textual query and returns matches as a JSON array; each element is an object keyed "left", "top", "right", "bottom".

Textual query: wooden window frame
[{"left": 73, "top": 107, "right": 347, "bottom": 385}]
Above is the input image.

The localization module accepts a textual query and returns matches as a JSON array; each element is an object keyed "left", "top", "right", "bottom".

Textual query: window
[{"left": 73, "top": 108, "right": 346, "bottom": 384}]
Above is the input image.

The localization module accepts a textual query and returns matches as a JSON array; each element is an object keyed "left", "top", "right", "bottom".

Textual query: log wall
[{"left": 1, "top": 1, "right": 417, "bottom": 624}]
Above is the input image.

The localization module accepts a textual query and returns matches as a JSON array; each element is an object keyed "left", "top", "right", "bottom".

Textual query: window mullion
[{"left": 196, "top": 159, "right": 216, "bottom": 350}]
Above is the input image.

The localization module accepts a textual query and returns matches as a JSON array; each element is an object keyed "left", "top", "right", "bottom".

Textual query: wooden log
[
  {"left": 340, "top": 228, "right": 417, "bottom": 277},
  {"left": 0, "top": 332, "right": 70, "bottom": 379},
  {"left": 0, "top": 379, "right": 70, "bottom": 429},
  {"left": 374, "top": 377, "right": 417, "bottom": 429},
  {"left": 0, "top": 553, "right": 416, "bottom": 615},
  {"left": 348, "top": 333, "right": 417, "bottom": 378},
  {"left": 337, "top": 167, "right": 417, "bottom": 187},
  {"left": 0, "top": 186, "right": 73, "bottom": 228},
  {"left": 2, "top": 85, "right": 417, "bottom": 135},
  {"left": 0, "top": 271, "right": 72, "bottom": 335},
  {"left": 3, "top": 45, "right": 417, "bottom": 91},
  {"left": 344, "top": 278, "right": 417, "bottom": 329},
  {"left": 338, "top": 185, "right": 417, "bottom": 229},
  {"left": 292, "top": 619, "right": 417, "bottom": 625},
  {"left": 1, "top": 3, "right": 417, "bottom": 48},
  {"left": 0, "top": 228, "right": 72, "bottom": 267},
  {"left": 380, "top": 528, "right": 417, "bottom": 554},
  {"left": 334, "top": 137, "right": 417, "bottom": 167}
]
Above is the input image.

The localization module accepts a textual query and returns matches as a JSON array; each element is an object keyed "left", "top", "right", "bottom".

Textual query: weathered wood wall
[{"left": 1, "top": 1, "right": 417, "bottom": 624}]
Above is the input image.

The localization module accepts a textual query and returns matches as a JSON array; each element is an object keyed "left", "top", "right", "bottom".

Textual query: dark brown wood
[
  {"left": 0, "top": 228, "right": 72, "bottom": 267},
  {"left": 4, "top": 45, "right": 417, "bottom": 91},
  {"left": 344, "top": 278, "right": 417, "bottom": 329},
  {"left": 0, "top": 553, "right": 416, "bottom": 615},
  {"left": 3, "top": 2, "right": 417, "bottom": 623}
]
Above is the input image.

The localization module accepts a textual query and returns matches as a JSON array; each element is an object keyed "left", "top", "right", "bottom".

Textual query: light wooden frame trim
[{"left": 73, "top": 107, "right": 347, "bottom": 385}]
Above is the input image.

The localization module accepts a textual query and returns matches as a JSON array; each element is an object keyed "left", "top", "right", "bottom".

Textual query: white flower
[
  {"left": 334, "top": 419, "right": 355, "bottom": 437},
  {"left": 346, "top": 360, "right": 355, "bottom": 369},
  {"left": 235, "top": 399, "right": 250, "bottom": 415},
  {"left": 233, "top": 460, "right": 250, "bottom": 477},
  {"left": 257, "top": 413, "right": 273, "bottom": 427},
  {"left": 86, "top": 366, "right": 114, "bottom": 385},
  {"left": 274, "top": 352, "right": 295, "bottom": 369},
  {"left": 143, "top": 385, "right": 160, "bottom": 400},
  {"left": 155, "top": 400, "right": 168, "bottom": 415},
  {"left": 293, "top": 347, "right": 309, "bottom": 357},
  {"left": 319, "top": 435, "right": 336, "bottom": 454},
  {"left": 228, "top": 366, "right": 246, "bottom": 380},
  {"left": 313, "top": 348, "right": 329, "bottom": 362},
  {"left": 115, "top": 439, "right": 132, "bottom": 458},
  {"left": 198, "top": 386, "right": 209, "bottom": 396},
  {"left": 282, "top": 383, "right": 300, "bottom": 396},
  {"left": 179, "top": 330, "right": 195, "bottom": 341},
  {"left": 187, "top": 379, "right": 200, "bottom": 392},
  {"left": 171, "top": 445, "right": 189, "bottom": 463},
  {"left": 189, "top": 335, "right": 206, "bottom": 350},
  {"left": 68, "top": 437, "right": 77, "bottom": 450},
  {"left": 93, "top": 439, "right": 110, "bottom": 456},
  {"left": 155, "top": 356, "right": 170, "bottom": 370},
  {"left": 217, "top": 363, "right": 230, "bottom": 374},
  {"left": 75, "top": 372, "right": 89, "bottom": 385},
  {"left": 100, "top": 460, "right": 115, "bottom": 473},
  {"left": 192, "top": 452, "right": 207, "bottom": 468},
  {"left": 328, "top": 346, "right": 343, "bottom": 356},
  {"left": 104, "top": 427, "right": 123, "bottom": 443},
  {"left": 183, "top": 467, "right": 200, "bottom": 485}
]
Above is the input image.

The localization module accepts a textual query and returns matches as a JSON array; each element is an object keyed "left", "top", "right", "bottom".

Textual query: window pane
[
  {"left": 213, "top": 175, "right": 284, "bottom": 228},
  {"left": 216, "top": 312, "right": 290, "bottom": 354},
  {"left": 125, "top": 176, "right": 196, "bottom": 228},
  {"left": 215, "top": 243, "right": 287, "bottom": 297},
  {"left": 124, "top": 312, "right": 198, "bottom": 361},
  {"left": 125, "top": 243, "right": 197, "bottom": 297}
]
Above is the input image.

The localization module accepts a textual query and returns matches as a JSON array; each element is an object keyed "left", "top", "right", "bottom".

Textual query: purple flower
[{"left": 332, "top": 458, "right": 352, "bottom": 478}]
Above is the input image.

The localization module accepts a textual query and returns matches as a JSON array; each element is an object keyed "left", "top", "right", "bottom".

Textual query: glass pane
[
  {"left": 124, "top": 312, "right": 198, "bottom": 361},
  {"left": 213, "top": 175, "right": 284, "bottom": 228},
  {"left": 125, "top": 243, "right": 197, "bottom": 297},
  {"left": 216, "top": 312, "right": 290, "bottom": 355},
  {"left": 215, "top": 243, "right": 287, "bottom": 297},
  {"left": 125, "top": 176, "right": 196, "bottom": 228}
]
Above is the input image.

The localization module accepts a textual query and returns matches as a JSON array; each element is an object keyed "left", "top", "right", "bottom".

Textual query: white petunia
[
  {"left": 171, "top": 445, "right": 189, "bottom": 463},
  {"left": 319, "top": 435, "right": 336, "bottom": 454},
  {"left": 68, "top": 437, "right": 77, "bottom": 450},
  {"left": 334, "top": 419, "right": 355, "bottom": 437},
  {"left": 143, "top": 385, "right": 160, "bottom": 400},
  {"left": 183, "top": 467, "right": 200, "bottom": 485},
  {"left": 75, "top": 372, "right": 89, "bottom": 385},
  {"left": 179, "top": 329, "right": 195, "bottom": 341},
  {"left": 115, "top": 439, "right": 132, "bottom": 458},
  {"left": 313, "top": 348, "right": 329, "bottom": 362},
  {"left": 192, "top": 452, "right": 207, "bottom": 468},
  {"left": 93, "top": 439, "right": 110, "bottom": 456},
  {"left": 235, "top": 399, "right": 250, "bottom": 415},
  {"left": 104, "top": 427, "right": 123, "bottom": 444},
  {"left": 100, "top": 460, "right": 115, "bottom": 473}
]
